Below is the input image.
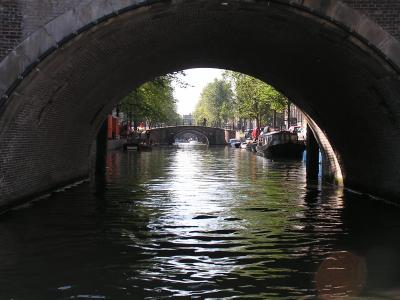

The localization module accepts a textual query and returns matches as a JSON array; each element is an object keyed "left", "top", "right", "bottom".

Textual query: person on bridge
[{"left": 202, "top": 118, "right": 207, "bottom": 127}]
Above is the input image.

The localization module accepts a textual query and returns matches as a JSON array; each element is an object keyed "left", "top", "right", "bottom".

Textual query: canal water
[{"left": 1, "top": 146, "right": 400, "bottom": 299}]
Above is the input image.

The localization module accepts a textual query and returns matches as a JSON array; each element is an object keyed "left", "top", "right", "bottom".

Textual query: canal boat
[
  {"left": 251, "top": 143, "right": 257, "bottom": 152},
  {"left": 256, "top": 130, "right": 305, "bottom": 159},
  {"left": 245, "top": 141, "right": 257, "bottom": 152},
  {"left": 229, "top": 138, "right": 241, "bottom": 148}
]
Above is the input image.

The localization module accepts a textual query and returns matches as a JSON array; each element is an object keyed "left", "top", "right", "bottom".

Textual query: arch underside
[
  {"left": 174, "top": 130, "right": 209, "bottom": 144},
  {"left": 1, "top": 0, "right": 400, "bottom": 205},
  {"left": 149, "top": 126, "right": 227, "bottom": 145}
]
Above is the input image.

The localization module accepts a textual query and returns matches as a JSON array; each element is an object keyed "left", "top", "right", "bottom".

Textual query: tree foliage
[
  {"left": 118, "top": 70, "right": 288, "bottom": 130},
  {"left": 224, "top": 71, "right": 288, "bottom": 128},
  {"left": 193, "top": 79, "right": 234, "bottom": 127},
  {"left": 119, "top": 75, "right": 181, "bottom": 127}
]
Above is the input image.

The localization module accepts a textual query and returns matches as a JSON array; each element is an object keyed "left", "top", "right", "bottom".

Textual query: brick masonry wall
[
  {"left": 0, "top": 0, "right": 399, "bottom": 62},
  {"left": 343, "top": 0, "right": 400, "bottom": 41},
  {"left": 0, "top": 0, "right": 400, "bottom": 204},
  {"left": 19, "top": 0, "right": 90, "bottom": 37},
  {"left": 0, "top": 0, "right": 399, "bottom": 61},
  {"left": 0, "top": 0, "right": 90, "bottom": 61},
  {"left": 0, "top": 0, "right": 23, "bottom": 60}
]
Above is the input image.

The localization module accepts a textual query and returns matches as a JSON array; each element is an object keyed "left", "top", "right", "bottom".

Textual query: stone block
[
  {"left": 380, "top": 38, "right": 400, "bottom": 68},
  {"left": 111, "top": 0, "right": 146, "bottom": 12},
  {"left": 302, "top": 0, "right": 336, "bottom": 14},
  {"left": 330, "top": 2, "right": 363, "bottom": 31},
  {"left": 75, "top": 0, "right": 114, "bottom": 26},
  {"left": 17, "top": 27, "right": 56, "bottom": 63},
  {"left": 44, "top": 9, "right": 80, "bottom": 43},
  {"left": 356, "top": 16, "right": 395, "bottom": 55},
  {"left": 0, "top": 44, "right": 43, "bottom": 95},
  {"left": 0, "top": 49, "right": 30, "bottom": 96}
]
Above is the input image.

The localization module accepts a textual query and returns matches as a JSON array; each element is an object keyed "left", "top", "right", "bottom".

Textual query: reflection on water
[{"left": 1, "top": 147, "right": 400, "bottom": 299}]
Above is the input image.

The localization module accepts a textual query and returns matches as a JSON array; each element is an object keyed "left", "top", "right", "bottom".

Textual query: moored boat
[
  {"left": 244, "top": 141, "right": 257, "bottom": 152},
  {"left": 229, "top": 138, "right": 241, "bottom": 148},
  {"left": 256, "top": 131, "right": 305, "bottom": 159}
]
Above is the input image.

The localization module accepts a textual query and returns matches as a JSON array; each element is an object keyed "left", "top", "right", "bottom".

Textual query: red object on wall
[
  {"left": 107, "top": 115, "right": 113, "bottom": 139},
  {"left": 107, "top": 115, "right": 120, "bottom": 139},
  {"left": 251, "top": 127, "right": 260, "bottom": 139}
]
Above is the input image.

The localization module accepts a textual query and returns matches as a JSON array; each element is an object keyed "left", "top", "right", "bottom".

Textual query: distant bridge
[{"left": 148, "top": 126, "right": 235, "bottom": 145}]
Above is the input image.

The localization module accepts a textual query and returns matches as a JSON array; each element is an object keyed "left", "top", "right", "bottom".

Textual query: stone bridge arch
[
  {"left": 0, "top": 0, "right": 400, "bottom": 206},
  {"left": 173, "top": 129, "right": 210, "bottom": 145},
  {"left": 148, "top": 126, "right": 233, "bottom": 145}
]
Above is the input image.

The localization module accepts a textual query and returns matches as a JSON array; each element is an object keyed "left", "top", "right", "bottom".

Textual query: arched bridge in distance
[
  {"left": 148, "top": 126, "right": 235, "bottom": 146},
  {"left": 0, "top": 0, "right": 400, "bottom": 206}
]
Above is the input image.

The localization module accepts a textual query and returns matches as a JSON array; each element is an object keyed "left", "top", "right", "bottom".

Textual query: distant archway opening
[{"left": 174, "top": 129, "right": 210, "bottom": 145}]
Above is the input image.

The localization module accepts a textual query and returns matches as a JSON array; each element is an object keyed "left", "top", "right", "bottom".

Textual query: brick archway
[{"left": 1, "top": 0, "right": 400, "bottom": 205}]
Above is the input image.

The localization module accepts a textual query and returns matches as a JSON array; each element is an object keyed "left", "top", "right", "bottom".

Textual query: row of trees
[
  {"left": 116, "top": 70, "right": 289, "bottom": 131},
  {"left": 192, "top": 79, "right": 234, "bottom": 128},
  {"left": 194, "top": 71, "right": 288, "bottom": 129},
  {"left": 117, "top": 74, "right": 183, "bottom": 129}
]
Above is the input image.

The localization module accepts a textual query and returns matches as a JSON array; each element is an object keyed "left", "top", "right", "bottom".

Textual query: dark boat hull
[
  {"left": 257, "top": 143, "right": 305, "bottom": 159},
  {"left": 231, "top": 142, "right": 241, "bottom": 148}
]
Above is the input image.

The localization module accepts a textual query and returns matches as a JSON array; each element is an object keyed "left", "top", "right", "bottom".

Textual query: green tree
[
  {"left": 193, "top": 79, "right": 234, "bottom": 127},
  {"left": 224, "top": 71, "right": 288, "bottom": 128},
  {"left": 119, "top": 75, "right": 181, "bottom": 128}
]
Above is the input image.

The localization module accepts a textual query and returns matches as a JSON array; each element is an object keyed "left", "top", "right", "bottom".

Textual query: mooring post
[{"left": 306, "top": 124, "right": 319, "bottom": 180}]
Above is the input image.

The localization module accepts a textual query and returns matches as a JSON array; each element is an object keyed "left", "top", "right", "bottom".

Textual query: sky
[{"left": 172, "top": 68, "right": 224, "bottom": 115}]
